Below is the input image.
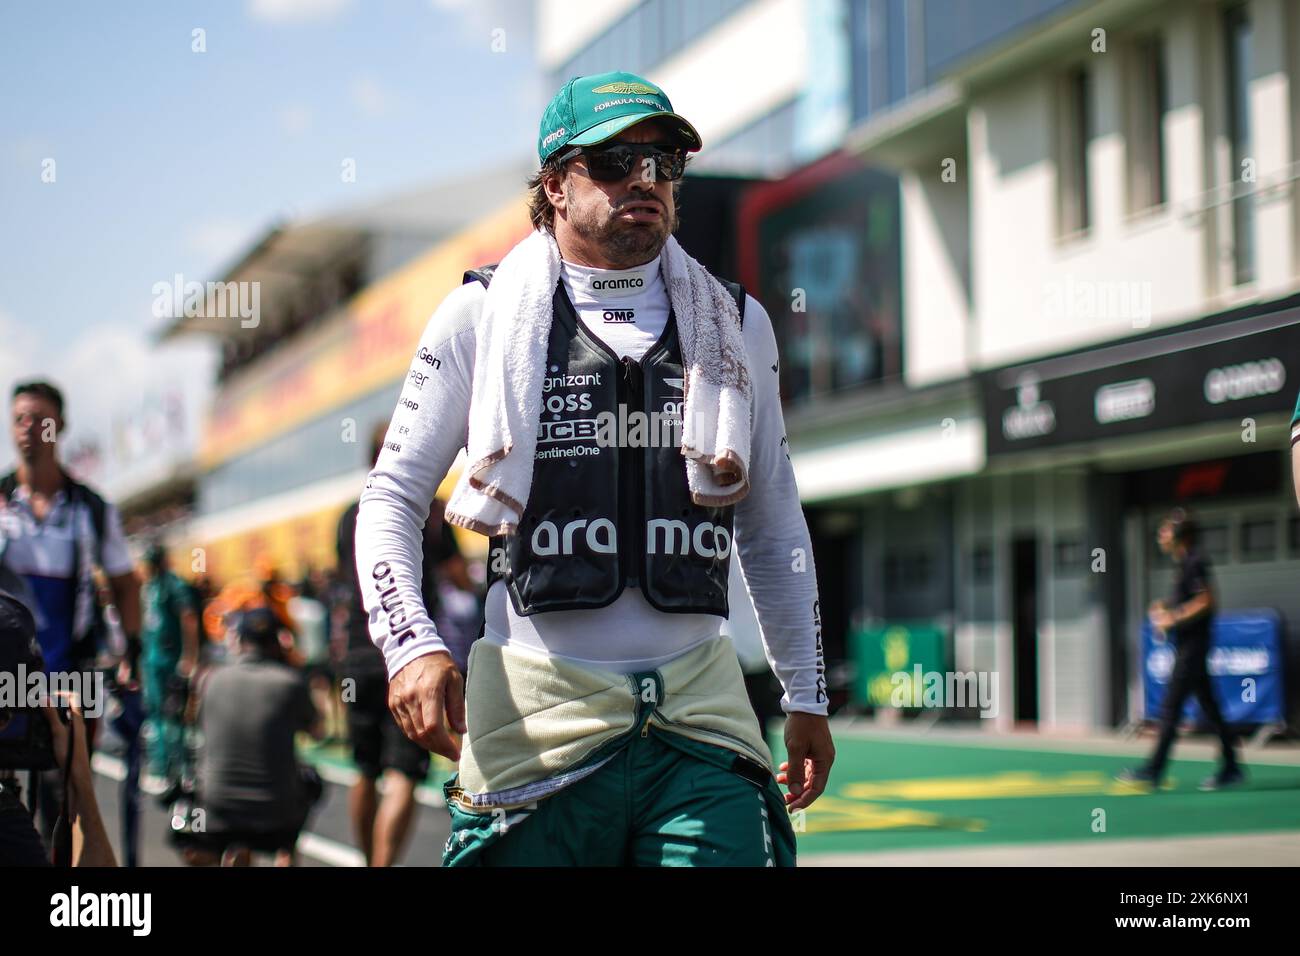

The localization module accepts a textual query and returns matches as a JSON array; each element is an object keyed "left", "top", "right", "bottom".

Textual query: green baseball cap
[{"left": 537, "top": 70, "right": 703, "bottom": 164}]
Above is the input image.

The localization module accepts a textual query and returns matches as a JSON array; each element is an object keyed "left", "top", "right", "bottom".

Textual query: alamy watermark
[
  {"left": 0, "top": 666, "right": 106, "bottom": 718},
  {"left": 535, "top": 402, "right": 714, "bottom": 455},
  {"left": 1043, "top": 275, "right": 1152, "bottom": 329},
  {"left": 151, "top": 273, "right": 260, "bottom": 328},
  {"left": 890, "top": 666, "right": 999, "bottom": 719}
]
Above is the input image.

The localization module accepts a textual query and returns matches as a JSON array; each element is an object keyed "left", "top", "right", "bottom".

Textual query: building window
[
  {"left": 1240, "top": 517, "right": 1277, "bottom": 561},
  {"left": 1053, "top": 536, "right": 1085, "bottom": 575},
  {"left": 551, "top": 0, "right": 749, "bottom": 88},
  {"left": 1057, "top": 65, "right": 1092, "bottom": 236},
  {"left": 1224, "top": 2, "right": 1255, "bottom": 285},
  {"left": 1126, "top": 35, "right": 1167, "bottom": 213},
  {"left": 751, "top": 158, "right": 902, "bottom": 403},
  {"left": 1200, "top": 523, "right": 1230, "bottom": 562},
  {"left": 886, "top": 548, "right": 934, "bottom": 592}
]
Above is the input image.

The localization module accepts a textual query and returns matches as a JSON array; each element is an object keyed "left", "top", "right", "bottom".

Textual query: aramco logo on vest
[{"left": 527, "top": 517, "right": 732, "bottom": 558}]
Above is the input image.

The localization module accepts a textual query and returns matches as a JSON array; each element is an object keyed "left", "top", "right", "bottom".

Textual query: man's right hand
[{"left": 388, "top": 651, "right": 466, "bottom": 761}]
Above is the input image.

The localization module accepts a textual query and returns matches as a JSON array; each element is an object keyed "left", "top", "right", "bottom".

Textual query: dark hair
[
  {"left": 526, "top": 151, "right": 689, "bottom": 235},
  {"left": 12, "top": 381, "right": 64, "bottom": 419},
  {"left": 1164, "top": 507, "right": 1198, "bottom": 547},
  {"left": 527, "top": 156, "right": 566, "bottom": 234},
  {"left": 237, "top": 608, "right": 284, "bottom": 659}
]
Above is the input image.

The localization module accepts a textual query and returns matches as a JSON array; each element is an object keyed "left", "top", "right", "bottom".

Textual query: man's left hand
[{"left": 778, "top": 712, "right": 834, "bottom": 812}]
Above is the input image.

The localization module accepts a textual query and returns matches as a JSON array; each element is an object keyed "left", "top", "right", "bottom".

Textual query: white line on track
[{"left": 296, "top": 831, "right": 366, "bottom": 867}]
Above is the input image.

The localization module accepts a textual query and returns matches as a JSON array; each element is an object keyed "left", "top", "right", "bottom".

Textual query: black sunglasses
[{"left": 557, "top": 142, "right": 688, "bottom": 183}]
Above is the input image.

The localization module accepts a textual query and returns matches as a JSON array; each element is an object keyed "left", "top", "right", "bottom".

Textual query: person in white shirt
[{"left": 355, "top": 70, "right": 833, "bottom": 866}]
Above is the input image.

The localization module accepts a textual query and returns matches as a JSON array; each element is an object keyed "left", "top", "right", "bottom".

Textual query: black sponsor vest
[{"left": 464, "top": 264, "right": 746, "bottom": 617}]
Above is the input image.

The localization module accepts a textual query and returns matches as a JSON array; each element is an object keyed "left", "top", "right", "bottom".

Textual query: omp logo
[
  {"left": 541, "top": 126, "right": 567, "bottom": 149},
  {"left": 530, "top": 518, "right": 617, "bottom": 556},
  {"left": 592, "top": 81, "right": 659, "bottom": 95},
  {"left": 591, "top": 276, "right": 644, "bottom": 291},
  {"left": 646, "top": 519, "right": 732, "bottom": 558},
  {"left": 603, "top": 309, "right": 636, "bottom": 323}
]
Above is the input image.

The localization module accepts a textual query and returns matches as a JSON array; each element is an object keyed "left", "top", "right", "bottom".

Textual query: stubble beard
[{"left": 567, "top": 182, "right": 678, "bottom": 268}]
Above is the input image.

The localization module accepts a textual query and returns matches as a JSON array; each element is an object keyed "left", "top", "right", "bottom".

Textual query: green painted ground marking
[{"left": 772, "top": 734, "right": 1300, "bottom": 856}]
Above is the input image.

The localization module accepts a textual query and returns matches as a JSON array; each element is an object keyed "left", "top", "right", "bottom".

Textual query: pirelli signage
[{"left": 980, "top": 297, "right": 1300, "bottom": 456}]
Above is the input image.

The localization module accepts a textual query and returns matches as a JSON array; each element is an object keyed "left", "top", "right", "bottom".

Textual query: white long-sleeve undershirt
[{"left": 354, "top": 262, "right": 827, "bottom": 714}]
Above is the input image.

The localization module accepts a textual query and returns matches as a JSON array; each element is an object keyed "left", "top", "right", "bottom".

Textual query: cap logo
[
  {"left": 592, "top": 81, "right": 659, "bottom": 96},
  {"left": 541, "top": 127, "right": 567, "bottom": 149}
]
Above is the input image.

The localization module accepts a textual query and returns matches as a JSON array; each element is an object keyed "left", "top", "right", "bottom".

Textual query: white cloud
[
  {"left": 247, "top": 0, "right": 352, "bottom": 24},
  {"left": 185, "top": 218, "right": 255, "bottom": 266},
  {"left": 52, "top": 326, "right": 217, "bottom": 494},
  {"left": 0, "top": 306, "right": 217, "bottom": 493},
  {"left": 10, "top": 135, "right": 56, "bottom": 171},
  {"left": 279, "top": 104, "right": 314, "bottom": 136},
  {"left": 427, "top": 0, "right": 533, "bottom": 50},
  {"left": 0, "top": 308, "right": 44, "bottom": 408},
  {"left": 349, "top": 76, "right": 392, "bottom": 117}
]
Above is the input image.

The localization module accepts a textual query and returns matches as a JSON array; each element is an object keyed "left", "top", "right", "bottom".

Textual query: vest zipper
[{"left": 620, "top": 355, "right": 646, "bottom": 589}]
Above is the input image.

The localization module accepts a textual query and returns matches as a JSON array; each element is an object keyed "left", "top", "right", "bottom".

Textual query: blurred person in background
[
  {"left": 0, "top": 562, "right": 117, "bottom": 866},
  {"left": 0, "top": 380, "right": 141, "bottom": 840},
  {"left": 186, "top": 607, "right": 323, "bottom": 866},
  {"left": 424, "top": 496, "right": 478, "bottom": 673},
  {"left": 139, "top": 541, "right": 199, "bottom": 801},
  {"left": 334, "top": 424, "right": 466, "bottom": 866},
  {"left": 288, "top": 568, "right": 338, "bottom": 741},
  {"left": 1117, "top": 508, "right": 1244, "bottom": 791},
  {"left": 255, "top": 554, "right": 298, "bottom": 641},
  {"left": 1291, "top": 389, "right": 1299, "bottom": 506},
  {"left": 92, "top": 566, "right": 147, "bottom": 866}
]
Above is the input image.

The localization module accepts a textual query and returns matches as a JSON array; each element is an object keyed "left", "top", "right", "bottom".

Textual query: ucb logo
[
  {"left": 417, "top": 347, "right": 441, "bottom": 369},
  {"left": 646, "top": 519, "right": 732, "bottom": 558},
  {"left": 531, "top": 518, "right": 618, "bottom": 556}
]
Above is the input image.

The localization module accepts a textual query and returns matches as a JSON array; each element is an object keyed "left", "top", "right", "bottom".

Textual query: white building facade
[{"left": 845, "top": 0, "right": 1300, "bottom": 731}]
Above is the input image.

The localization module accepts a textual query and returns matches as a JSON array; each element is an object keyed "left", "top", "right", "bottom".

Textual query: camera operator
[
  {"left": 183, "top": 608, "right": 324, "bottom": 866},
  {"left": 1, "top": 563, "right": 116, "bottom": 866}
]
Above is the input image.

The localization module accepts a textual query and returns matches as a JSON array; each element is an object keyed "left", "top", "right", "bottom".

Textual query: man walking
[
  {"left": 337, "top": 425, "right": 466, "bottom": 866},
  {"left": 1118, "top": 509, "right": 1244, "bottom": 791},
  {"left": 356, "top": 71, "right": 832, "bottom": 866},
  {"left": 139, "top": 542, "right": 200, "bottom": 795}
]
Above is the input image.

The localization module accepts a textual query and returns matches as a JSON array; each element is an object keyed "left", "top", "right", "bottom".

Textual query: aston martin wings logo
[
  {"left": 592, "top": 81, "right": 660, "bottom": 95},
  {"left": 663, "top": 377, "right": 684, "bottom": 392}
]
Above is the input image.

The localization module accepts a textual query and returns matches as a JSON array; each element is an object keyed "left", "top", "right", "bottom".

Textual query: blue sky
[{"left": 0, "top": 0, "right": 540, "bottom": 481}]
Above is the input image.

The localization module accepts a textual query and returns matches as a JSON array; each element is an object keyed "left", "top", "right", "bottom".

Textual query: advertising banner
[{"left": 1142, "top": 609, "right": 1286, "bottom": 724}]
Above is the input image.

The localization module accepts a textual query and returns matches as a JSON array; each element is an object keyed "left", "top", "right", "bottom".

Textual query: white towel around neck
[{"left": 445, "top": 228, "right": 753, "bottom": 537}]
